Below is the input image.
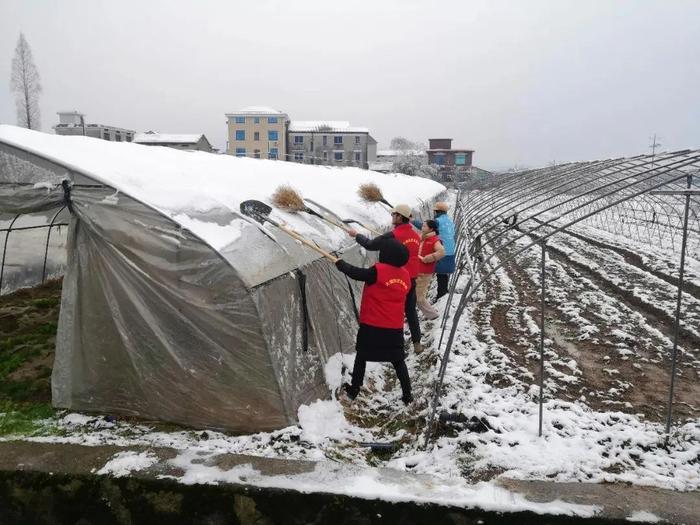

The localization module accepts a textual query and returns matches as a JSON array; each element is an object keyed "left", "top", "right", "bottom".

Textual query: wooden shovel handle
[
  {"left": 320, "top": 215, "right": 352, "bottom": 233},
  {"left": 277, "top": 223, "right": 339, "bottom": 263},
  {"left": 356, "top": 222, "right": 381, "bottom": 236}
]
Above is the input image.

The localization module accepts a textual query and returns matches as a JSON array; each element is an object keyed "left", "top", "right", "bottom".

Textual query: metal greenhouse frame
[{"left": 425, "top": 149, "right": 700, "bottom": 446}]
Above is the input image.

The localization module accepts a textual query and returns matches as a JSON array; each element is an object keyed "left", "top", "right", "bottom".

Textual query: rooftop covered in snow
[
  {"left": 227, "top": 106, "right": 287, "bottom": 115},
  {"left": 289, "top": 121, "right": 370, "bottom": 134},
  {"left": 133, "top": 132, "right": 207, "bottom": 144}
]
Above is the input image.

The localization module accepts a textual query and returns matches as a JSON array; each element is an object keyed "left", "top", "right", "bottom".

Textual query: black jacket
[{"left": 335, "top": 238, "right": 409, "bottom": 362}]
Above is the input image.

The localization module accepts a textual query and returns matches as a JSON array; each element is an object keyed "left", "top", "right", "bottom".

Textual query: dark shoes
[
  {"left": 401, "top": 393, "right": 414, "bottom": 405},
  {"left": 343, "top": 383, "right": 359, "bottom": 401}
]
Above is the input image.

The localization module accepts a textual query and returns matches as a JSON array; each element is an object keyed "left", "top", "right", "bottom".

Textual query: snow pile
[
  {"left": 626, "top": 510, "right": 663, "bottom": 522},
  {"left": 95, "top": 450, "right": 158, "bottom": 477},
  {"left": 297, "top": 400, "right": 351, "bottom": 445}
]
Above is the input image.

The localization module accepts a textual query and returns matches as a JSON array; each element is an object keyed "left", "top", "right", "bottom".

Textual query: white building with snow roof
[
  {"left": 53, "top": 111, "right": 135, "bottom": 143},
  {"left": 288, "top": 120, "right": 377, "bottom": 169},
  {"left": 225, "top": 106, "right": 289, "bottom": 160}
]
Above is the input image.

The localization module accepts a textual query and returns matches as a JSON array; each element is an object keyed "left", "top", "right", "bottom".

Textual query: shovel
[{"left": 240, "top": 200, "right": 338, "bottom": 263}]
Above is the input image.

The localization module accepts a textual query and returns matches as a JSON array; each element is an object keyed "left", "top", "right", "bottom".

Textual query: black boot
[{"left": 343, "top": 383, "right": 359, "bottom": 401}]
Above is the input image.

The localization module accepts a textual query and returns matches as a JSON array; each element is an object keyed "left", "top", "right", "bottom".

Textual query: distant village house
[
  {"left": 53, "top": 111, "right": 135, "bottom": 143},
  {"left": 287, "top": 121, "right": 377, "bottom": 169},
  {"left": 133, "top": 131, "right": 214, "bottom": 152}
]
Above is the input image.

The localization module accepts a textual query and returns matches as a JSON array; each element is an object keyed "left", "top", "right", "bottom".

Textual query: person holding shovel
[
  {"left": 347, "top": 204, "right": 422, "bottom": 353},
  {"left": 334, "top": 238, "right": 413, "bottom": 405}
]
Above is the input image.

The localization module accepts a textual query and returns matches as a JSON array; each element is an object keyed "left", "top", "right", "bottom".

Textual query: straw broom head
[
  {"left": 358, "top": 182, "right": 385, "bottom": 203},
  {"left": 272, "top": 185, "right": 306, "bottom": 212}
]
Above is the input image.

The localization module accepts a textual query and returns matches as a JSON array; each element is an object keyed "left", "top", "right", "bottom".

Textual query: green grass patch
[
  {"left": 0, "top": 401, "right": 56, "bottom": 436},
  {"left": 32, "top": 297, "right": 60, "bottom": 309}
]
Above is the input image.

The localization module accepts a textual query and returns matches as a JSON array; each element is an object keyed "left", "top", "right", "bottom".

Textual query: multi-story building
[
  {"left": 427, "top": 138, "right": 473, "bottom": 168},
  {"left": 287, "top": 121, "right": 377, "bottom": 169},
  {"left": 53, "top": 111, "right": 135, "bottom": 142},
  {"left": 426, "top": 138, "right": 474, "bottom": 180},
  {"left": 224, "top": 106, "right": 289, "bottom": 160},
  {"left": 134, "top": 131, "right": 213, "bottom": 152}
]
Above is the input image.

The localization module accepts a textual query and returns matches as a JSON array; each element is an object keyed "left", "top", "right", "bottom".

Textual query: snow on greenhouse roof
[{"left": 0, "top": 126, "right": 445, "bottom": 284}]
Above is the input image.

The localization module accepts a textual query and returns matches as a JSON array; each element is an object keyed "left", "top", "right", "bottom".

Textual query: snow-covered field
[
  {"left": 2, "top": 191, "right": 699, "bottom": 518},
  {"left": 8, "top": 223, "right": 699, "bottom": 479}
]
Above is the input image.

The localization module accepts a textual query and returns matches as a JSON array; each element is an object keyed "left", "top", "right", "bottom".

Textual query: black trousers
[
  {"left": 436, "top": 274, "right": 449, "bottom": 299},
  {"left": 351, "top": 356, "right": 412, "bottom": 399},
  {"left": 405, "top": 278, "right": 421, "bottom": 343}
]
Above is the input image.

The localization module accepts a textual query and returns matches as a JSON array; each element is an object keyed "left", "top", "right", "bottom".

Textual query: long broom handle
[
  {"left": 275, "top": 223, "right": 339, "bottom": 263},
  {"left": 304, "top": 199, "right": 382, "bottom": 236}
]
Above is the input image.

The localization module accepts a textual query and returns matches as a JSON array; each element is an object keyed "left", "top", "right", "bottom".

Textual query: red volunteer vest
[
  {"left": 418, "top": 234, "right": 441, "bottom": 274},
  {"left": 392, "top": 223, "right": 420, "bottom": 278},
  {"left": 359, "top": 263, "right": 411, "bottom": 329}
]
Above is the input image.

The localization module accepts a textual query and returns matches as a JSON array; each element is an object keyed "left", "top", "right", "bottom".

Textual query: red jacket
[
  {"left": 418, "top": 234, "right": 442, "bottom": 274},
  {"left": 359, "top": 263, "right": 411, "bottom": 329},
  {"left": 392, "top": 223, "right": 420, "bottom": 279}
]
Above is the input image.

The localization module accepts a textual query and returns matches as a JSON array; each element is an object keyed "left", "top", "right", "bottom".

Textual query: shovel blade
[{"left": 240, "top": 200, "right": 272, "bottom": 223}]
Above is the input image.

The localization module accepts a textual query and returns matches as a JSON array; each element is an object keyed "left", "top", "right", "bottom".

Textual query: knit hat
[{"left": 434, "top": 202, "right": 449, "bottom": 212}]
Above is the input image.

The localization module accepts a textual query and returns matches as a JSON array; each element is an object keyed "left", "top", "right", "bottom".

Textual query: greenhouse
[{"left": 0, "top": 125, "right": 445, "bottom": 432}]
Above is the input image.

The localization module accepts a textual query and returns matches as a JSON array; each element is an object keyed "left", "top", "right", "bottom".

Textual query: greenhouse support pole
[
  {"left": 0, "top": 214, "right": 21, "bottom": 294},
  {"left": 539, "top": 240, "right": 546, "bottom": 437},
  {"left": 41, "top": 206, "right": 67, "bottom": 283},
  {"left": 660, "top": 175, "right": 694, "bottom": 445}
]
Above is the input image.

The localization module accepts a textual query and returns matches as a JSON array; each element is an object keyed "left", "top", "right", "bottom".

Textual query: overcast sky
[{"left": 1, "top": 0, "right": 698, "bottom": 170}]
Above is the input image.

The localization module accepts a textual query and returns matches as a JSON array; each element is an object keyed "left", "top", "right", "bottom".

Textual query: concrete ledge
[{"left": 0, "top": 441, "right": 694, "bottom": 524}]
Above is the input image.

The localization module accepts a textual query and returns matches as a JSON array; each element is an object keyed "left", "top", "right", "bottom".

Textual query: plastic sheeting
[{"left": 0, "top": 133, "right": 442, "bottom": 432}]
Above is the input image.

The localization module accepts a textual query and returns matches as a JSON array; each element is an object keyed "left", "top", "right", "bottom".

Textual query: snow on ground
[
  {"left": 626, "top": 510, "right": 663, "bottom": 522},
  {"left": 94, "top": 450, "right": 158, "bottom": 477},
  {"left": 2, "top": 188, "right": 699, "bottom": 514},
  {"left": 161, "top": 449, "right": 600, "bottom": 517},
  {"left": 8, "top": 262, "right": 699, "bottom": 496}
]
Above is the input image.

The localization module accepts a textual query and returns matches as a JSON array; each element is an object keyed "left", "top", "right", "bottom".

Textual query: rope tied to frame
[{"left": 61, "top": 179, "right": 74, "bottom": 214}]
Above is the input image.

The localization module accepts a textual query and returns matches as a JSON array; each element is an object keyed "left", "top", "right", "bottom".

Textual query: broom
[
  {"left": 272, "top": 185, "right": 379, "bottom": 235},
  {"left": 358, "top": 182, "right": 393, "bottom": 209}
]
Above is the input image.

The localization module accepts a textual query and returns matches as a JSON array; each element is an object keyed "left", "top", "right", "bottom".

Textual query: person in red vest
[
  {"left": 347, "top": 204, "right": 422, "bottom": 353},
  {"left": 416, "top": 219, "right": 446, "bottom": 320},
  {"left": 335, "top": 238, "right": 413, "bottom": 404}
]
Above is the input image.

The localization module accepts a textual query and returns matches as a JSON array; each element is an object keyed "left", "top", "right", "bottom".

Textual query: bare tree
[
  {"left": 10, "top": 33, "right": 42, "bottom": 130},
  {"left": 390, "top": 136, "right": 418, "bottom": 151}
]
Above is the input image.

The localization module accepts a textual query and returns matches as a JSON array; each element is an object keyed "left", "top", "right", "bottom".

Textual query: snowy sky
[{"left": 0, "top": 0, "right": 698, "bottom": 170}]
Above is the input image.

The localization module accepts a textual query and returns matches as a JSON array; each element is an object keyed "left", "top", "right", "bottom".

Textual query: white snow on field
[
  {"left": 626, "top": 510, "right": 662, "bottom": 522},
  {"left": 95, "top": 450, "right": 157, "bottom": 477}
]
